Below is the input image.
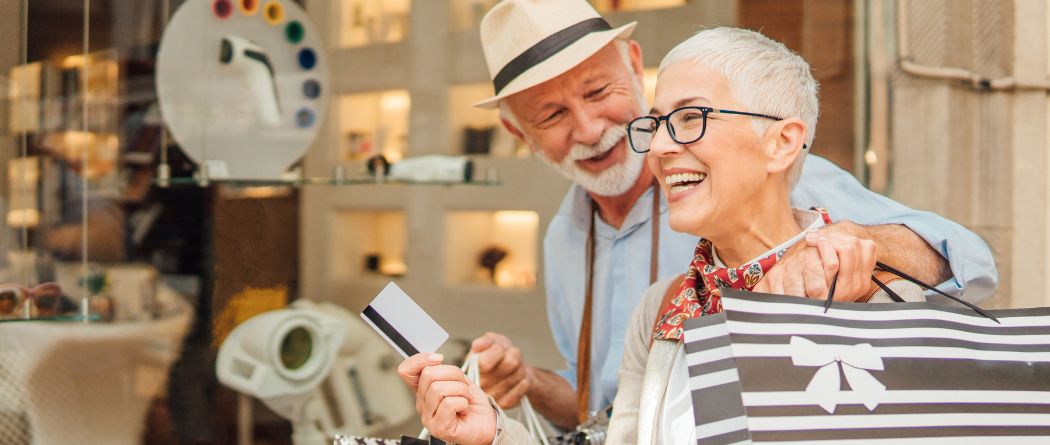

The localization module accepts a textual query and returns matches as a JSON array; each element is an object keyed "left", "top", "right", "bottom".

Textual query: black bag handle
[{"left": 823, "top": 261, "right": 999, "bottom": 323}]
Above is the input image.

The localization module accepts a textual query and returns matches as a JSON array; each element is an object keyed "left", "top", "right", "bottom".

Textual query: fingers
[
  {"left": 417, "top": 364, "right": 472, "bottom": 413},
  {"left": 469, "top": 332, "right": 496, "bottom": 354},
  {"left": 808, "top": 232, "right": 840, "bottom": 286},
  {"left": 833, "top": 234, "right": 861, "bottom": 298},
  {"left": 781, "top": 259, "right": 806, "bottom": 298},
  {"left": 475, "top": 333, "right": 512, "bottom": 374},
  {"left": 752, "top": 279, "right": 769, "bottom": 294},
  {"left": 491, "top": 346, "right": 523, "bottom": 380},
  {"left": 423, "top": 380, "right": 475, "bottom": 420},
  {"left": 430, "top": 395, "right": 471, "bottom": 436},
  {"left": 801, "top": 258, "right": 829, "bottom": 300},
  {"left": 766, "top": 266, "right": 785, "bottom": 296},
  {"left": 809, "top": 232, "right": 878, "bottom": 301},
  {"left": 495, "top": 375, "right": 530, "bottom": 408},
  {"left": 756, "top": 228, "right": 880, "bottom": 303},
  {"left": 485, "top": 357, "right": 525, "bottom": 397},
  {"left": 397, "top": 353, "right": 444, "bottom": 392}
]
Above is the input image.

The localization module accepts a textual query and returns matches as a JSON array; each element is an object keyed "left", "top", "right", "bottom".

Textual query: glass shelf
[
  {"left": 0, "top": 314, "right": 101, "bottom": 324},
  {"left": 157, "top": 176, "right": 502, "bottom": 187}
]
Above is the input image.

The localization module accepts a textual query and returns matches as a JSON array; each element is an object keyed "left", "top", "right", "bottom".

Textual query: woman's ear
[{"left": 766, "top": 118, "right": 807, "bottom": 175}]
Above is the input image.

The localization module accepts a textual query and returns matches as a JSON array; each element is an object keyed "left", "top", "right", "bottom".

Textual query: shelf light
[
  {"left": 379, "top": 260, "right": 407, "bottom": 276},
  {"left": 494, "top": 210, "right": 538, "bottom": 226},
  {"left": 62, "top": 54, "right": 86, "bottom": 69},
  {"left": 864, "top": 149, "right": 879, "bottom": 165},
  {"left": 380, "top": 91, "right": 410, "bottom": 112},
  {"left": 7, "top": 209, "right": 40, "bottom": 228}
]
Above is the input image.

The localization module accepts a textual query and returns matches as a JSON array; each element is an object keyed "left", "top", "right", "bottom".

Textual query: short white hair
[
  {"left": 499, "top": 39, "right": 640, "bottom": 134},
  {"left": 659, "top": 27, "right": 818, "bottom": 188}
]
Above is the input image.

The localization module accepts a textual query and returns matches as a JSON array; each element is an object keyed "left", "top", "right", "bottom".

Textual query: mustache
[{"left": 567, "top": 125, "right": 627, "bottom": 162}]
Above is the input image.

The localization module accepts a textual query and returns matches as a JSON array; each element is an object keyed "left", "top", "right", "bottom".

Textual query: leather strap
[
  {"left": 575, "top": 184, "right": 661, "bottom": 423},
  {"left": 650, "top": 186, "right": 660, "bottom": 284},
  {"left": 575, "top": 200, "right": 598, "bottom": 424}
]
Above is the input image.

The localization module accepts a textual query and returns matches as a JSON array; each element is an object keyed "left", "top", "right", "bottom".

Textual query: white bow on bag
[{"left": 790, "top": 336, "right": 886, "bottom": 413}]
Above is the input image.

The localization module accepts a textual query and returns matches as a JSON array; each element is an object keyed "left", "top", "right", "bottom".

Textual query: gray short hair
[{"left": 659, "top": 27, "right": 818, "bottom": 188}]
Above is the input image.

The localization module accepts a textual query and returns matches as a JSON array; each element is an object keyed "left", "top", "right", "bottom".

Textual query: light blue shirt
[{"left": 543, "top": 155, "right": 998, "bottom": 411}]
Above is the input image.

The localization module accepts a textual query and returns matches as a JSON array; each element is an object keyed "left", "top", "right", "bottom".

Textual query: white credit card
[{"left": 360, "top": 282, "right": 449, "bottom": 358}]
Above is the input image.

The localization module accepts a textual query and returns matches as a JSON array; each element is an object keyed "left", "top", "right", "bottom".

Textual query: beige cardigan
[{"left": 492, "top": 278, "right": 674, "bottom": 444}]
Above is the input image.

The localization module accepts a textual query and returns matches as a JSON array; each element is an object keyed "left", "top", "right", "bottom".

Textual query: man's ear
[
  {"left": 627, "top": 39, "right": 644, "bottom": 80},
  {"left": 500, "top": 117, "right": 525, "bottom": 142},
  {"left": 766, "top": 118, "right": 807, "bottom": 175}
]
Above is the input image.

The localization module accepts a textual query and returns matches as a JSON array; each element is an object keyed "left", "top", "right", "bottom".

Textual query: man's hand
[
  {"left": 754, "top": 221, "right": 877, "bottom": 302},
  {"left": 397, "top": 353, "right": 496, "bottom": 445},
  {"left": 471, "top": 332, "right": 532, "bottom": 408}
]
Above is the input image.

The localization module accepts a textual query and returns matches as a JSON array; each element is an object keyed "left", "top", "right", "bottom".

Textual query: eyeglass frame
[{"left": 625, "top": 106, "right": 806, "bottom": 154}]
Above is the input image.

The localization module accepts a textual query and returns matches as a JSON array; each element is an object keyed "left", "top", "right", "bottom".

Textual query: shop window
[
  {"left": 337, "top": 0, "right": 410, "bottom": 48},
  {"left": 339, "top": 90, "right": 410, "bottom": 163},
  {"left": 330, "top": 210, "right": 407, "bottom": 279},
  {"left": 447, "top": 83, "right": 528, "bottom": 158},
  {"left": 445, "top": 210, "right": 538, "bottom": 289}
]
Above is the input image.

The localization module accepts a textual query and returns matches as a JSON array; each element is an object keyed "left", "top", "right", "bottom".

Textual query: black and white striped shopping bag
[{"left": 683, "top": 289, "right": 1050, "bottom": 444}]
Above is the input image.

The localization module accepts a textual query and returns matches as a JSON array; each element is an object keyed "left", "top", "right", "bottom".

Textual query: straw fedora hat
[{"left": 474, "top": 0, "right": 637, "bottom": 109}]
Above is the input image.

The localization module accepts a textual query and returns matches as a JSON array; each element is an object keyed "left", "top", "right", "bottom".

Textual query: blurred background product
[{"left": 2, "top": 0, "right": 1050, "bottom": 443}]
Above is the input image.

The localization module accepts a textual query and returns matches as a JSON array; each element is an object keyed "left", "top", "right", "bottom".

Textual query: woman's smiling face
[{"left": 646, "top": 61, "right": 776, "bottom": 238}]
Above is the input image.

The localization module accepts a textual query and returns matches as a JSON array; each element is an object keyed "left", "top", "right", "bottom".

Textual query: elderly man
[{"left": 435, "top": 0, "right": 997, "bottom": 433}]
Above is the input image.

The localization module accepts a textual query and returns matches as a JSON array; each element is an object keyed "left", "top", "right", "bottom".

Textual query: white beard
[
  {"left": 532, "top": 125, "right": 646, "bottom": 197},
  {"left": 533, "top": 76, "right": 649, "bottom": 197}
]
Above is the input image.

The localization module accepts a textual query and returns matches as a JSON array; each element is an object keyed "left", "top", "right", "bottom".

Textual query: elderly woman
[{"left": 398, "top": 28, "right": 924, "bottom": 444}]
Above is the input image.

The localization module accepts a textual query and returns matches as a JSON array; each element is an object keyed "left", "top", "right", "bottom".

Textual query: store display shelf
[
  {"left": 0, "top": 314, "right": 101, "bottom": 324},
  {"left": 157, "top": 176, "right": 502, "bottom": 187}
]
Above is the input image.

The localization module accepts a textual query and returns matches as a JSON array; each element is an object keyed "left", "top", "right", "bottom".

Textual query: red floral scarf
[{"left": 651, "top": 208, "right": 831, "bottom": 341}]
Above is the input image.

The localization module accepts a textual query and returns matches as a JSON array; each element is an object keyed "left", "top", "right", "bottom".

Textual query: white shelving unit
[{"left": 301, "top": 0, "right": 737, "bottom": 369}]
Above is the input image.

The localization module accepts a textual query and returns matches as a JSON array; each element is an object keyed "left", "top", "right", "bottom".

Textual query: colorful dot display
[
  {"left": 263, "top": 1, "right": 284, "bottom": 25},
  {"left": 303, "top": 79, "right": 320, "bottom": 99},
  {"left": 239, "top": 0, "right": 258, "bottom": 15},
  {"left": 285, "top": 21, "right": 304, "bottom": 44},
  {"left": 297, "top": 48, "right": 317, "bottom": 70},
  {"left": 213, "top": 0, "right": 233, "bottom": 19},
  {"left": 206, "top": 0, "right": 322, "bottom": 130},
  {"left": 296, "top": 108, "right": 315, "bottom": 128}
]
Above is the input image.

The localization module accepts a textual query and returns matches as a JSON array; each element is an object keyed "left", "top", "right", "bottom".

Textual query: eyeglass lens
[{"left": 628, "top": 108, "right": 709, "bottom": 153}]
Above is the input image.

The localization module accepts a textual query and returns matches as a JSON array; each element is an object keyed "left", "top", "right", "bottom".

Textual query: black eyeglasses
[{"left": 626, "top": 106, "right": 793, "bottom": 153}]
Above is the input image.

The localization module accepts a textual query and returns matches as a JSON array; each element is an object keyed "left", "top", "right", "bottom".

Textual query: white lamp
[{"left": 216, "top": 307, "right": 345, "bottom": 445}]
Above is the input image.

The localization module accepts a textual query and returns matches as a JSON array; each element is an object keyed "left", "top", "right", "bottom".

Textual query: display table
[{"left": 0, "top": 285, "right": 192, "bottom": 445}]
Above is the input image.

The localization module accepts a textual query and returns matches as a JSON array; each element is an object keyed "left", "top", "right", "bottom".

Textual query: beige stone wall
[{"left": 887, "top": 0, "right": 1050, "bottom": 308}]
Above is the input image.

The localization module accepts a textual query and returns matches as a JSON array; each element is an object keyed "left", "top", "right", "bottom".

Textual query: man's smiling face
[{"left": 503, "top": 42, "right": 648, "bottom": 196}]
